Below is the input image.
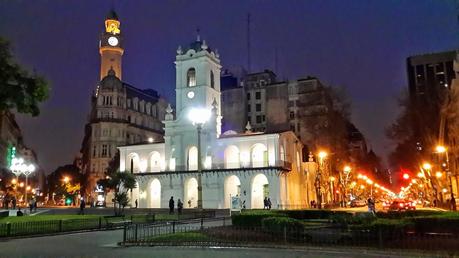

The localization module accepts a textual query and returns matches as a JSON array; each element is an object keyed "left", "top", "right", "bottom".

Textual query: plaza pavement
[{"left": 0, "top": 227, "right": 449, "bottom": 258}]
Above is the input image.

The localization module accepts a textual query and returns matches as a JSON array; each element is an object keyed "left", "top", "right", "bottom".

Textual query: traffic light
[{"left": 65, "top": 198, "right": 72, "bottom": 205}]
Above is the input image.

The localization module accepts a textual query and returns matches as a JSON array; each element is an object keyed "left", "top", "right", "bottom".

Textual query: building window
[
  {"left": 187, "top": 68, "right": 196, "bottom": 87},
  {"left": 247, "top": 93, "right": 250, "bottom": 100},
  {"left": 247, "top": 104, "right": 251, "bottom": 112},
  {"left": 262, "top": 115, "right": 265, "bottom": 122},
  {"left": 290, "top": 111, "right": 295, "bottom": 119},
  {"left": 255, "top": 91, "right": 261, "bottom": 99},
  {"left": 210, "top": 70, "right": 215, "bottom": 89},
  {"left": 256, "top": 104, "right": 261, "bottom": 112},
  {"left": 247, "top": 116, "right": 251, "bottom": 123},
  {"left": 256, "top": 115, "right": 262, "bottom": 123},
  {"left": 102, "top": 144, "right": 108, "bottom": 157}
]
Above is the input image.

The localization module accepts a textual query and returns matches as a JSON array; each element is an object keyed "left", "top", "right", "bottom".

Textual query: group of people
[
  {"left": 263, "top": 197, "right": 272, "bottom": 210},
  {"left": 169, "top": 197, "right": 184, "bottom": 214},
  {"left": 28, "top": 198, "right": 38, "bottom": 213},
  {"left": 2, "top": 195, "right": 17, "bottom": 210}
]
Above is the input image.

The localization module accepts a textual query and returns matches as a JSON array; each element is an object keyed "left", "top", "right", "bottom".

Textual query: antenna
[
  {"left": 247, "top": 13, "right": 251, "bottom": 73},
  {"left": 196, "top": 27, "right": 201, "bottom": 41},
  {"left": 274, "top": 47, "right": 278, "bottom": 75}
]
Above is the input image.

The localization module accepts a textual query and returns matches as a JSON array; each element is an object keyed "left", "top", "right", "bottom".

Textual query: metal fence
[
  {"left": 0, "top": 212, "right": 216, "bottom": 238},
  {"left": 122, "top": 221, "right": 459, "bottom": 254}
]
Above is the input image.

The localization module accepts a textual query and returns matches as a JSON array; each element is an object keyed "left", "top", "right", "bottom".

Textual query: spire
[{"left": 106, "top": 8, "right": 119, "bottom": 20}]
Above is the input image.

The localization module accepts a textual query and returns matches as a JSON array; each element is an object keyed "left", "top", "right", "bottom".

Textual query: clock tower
[{"left": 99, "top": 9, "right": 123, "bottom": 80}]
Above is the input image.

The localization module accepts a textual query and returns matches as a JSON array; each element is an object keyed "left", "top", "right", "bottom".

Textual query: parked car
[{"left": 350, "top": 199, "right": 366, "bottom": 207}]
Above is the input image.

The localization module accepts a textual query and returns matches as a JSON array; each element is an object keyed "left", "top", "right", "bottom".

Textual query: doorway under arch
[
  {"left": 184, "top": 177, "right": 198, "bottom": 208},
  {"left": 251, "top": 174, "right": 269, "bottom": 209},
  {"left": 224, "top": 175, "right": 241, "bottom": 208},
  {"left": 149, "top": 178, "right": 161, "bottom": 208}
]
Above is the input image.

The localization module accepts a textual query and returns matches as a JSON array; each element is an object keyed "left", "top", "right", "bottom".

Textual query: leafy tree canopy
[{"left": 0, "top": 37, "right": 49, "bottom": 116}]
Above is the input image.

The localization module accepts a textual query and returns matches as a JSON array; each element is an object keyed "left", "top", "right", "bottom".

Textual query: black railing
[
  {"left": 0, "top": 212, "right": 215, "bottom": 238},
  {"left": 136, "top": 161, "right": 292, "bottom": 174},
  {"left": 122, "top": 221, "right": 459, "bottom": 254}
]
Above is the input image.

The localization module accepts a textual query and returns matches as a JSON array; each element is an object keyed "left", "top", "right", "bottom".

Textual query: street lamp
[
  {"left": 188, "top": 107, "right": 211, "bottom": 209},
  {"left": 10, "top": 157, "right": 35, "bottom": 204},
  {"left": 435, "top": 145, "right": 456, "bottom": 210},
  {"left": 315, "top": 151, "right": 328, "bottom": 209},
  {"left": 63, "top": 176, "right": 70, "bottom": 184}
]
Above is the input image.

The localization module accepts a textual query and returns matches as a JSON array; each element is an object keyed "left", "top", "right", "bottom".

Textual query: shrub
[
  {"left": 376, "top": 210, "right": 442, "bottom": 219},
  {"left": 279, "top": 209, "right": 345, "bottom": 220},
  {"left": 231, "top": 210, "right": 285, "bottom": 227},
  {"left": 261, "top": 216, "right": 304, "bottom": 232},
  {"left": 411, "top": 216, "right": 459, "bottom": 233}
]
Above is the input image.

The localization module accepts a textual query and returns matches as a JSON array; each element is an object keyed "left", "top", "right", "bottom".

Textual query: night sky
[{"left": 0, "top": 0, "right": 457, "bottom": 173}]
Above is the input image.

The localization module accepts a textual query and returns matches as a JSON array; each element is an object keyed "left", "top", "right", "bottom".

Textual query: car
[
  {"left": 350, "top": 199, "right": 366, "bottom": 207},
  {"left": 388, "top": 200, "right": 415, "bottom": 211},
  {"left": 382, "top": 200, "right": 391, "bottom": 210}
]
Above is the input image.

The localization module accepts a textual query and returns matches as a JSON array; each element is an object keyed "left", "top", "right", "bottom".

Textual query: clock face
[
  {"left": 108, "top": 36, "right": 119, "bottom": 46},
  {"left": 187, "top": 91, "right": 195, "bottom": 99}
]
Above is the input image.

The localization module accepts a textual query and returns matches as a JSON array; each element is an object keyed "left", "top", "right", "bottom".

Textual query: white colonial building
[{"left": 118, "top": 37, "right": 317, "bottom": 209}]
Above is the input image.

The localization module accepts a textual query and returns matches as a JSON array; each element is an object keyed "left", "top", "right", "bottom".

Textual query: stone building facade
[
  {"left": 119, "top": 37, "right": 315, "bottom": 209},
  {"left": 80, "top": 11, "right": 168, "bottom": 195}
]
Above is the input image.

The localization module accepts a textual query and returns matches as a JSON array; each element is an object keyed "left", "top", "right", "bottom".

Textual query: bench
[{"left": 104, "top": 215, "right": 132, "bottom": 228}]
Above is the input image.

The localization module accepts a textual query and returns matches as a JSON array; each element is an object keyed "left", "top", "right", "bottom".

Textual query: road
[{"left": 0, "top": 229, "right": 439, "bottom": 258}]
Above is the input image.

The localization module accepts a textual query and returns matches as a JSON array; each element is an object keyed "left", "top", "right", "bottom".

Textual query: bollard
[
  {"left": 6, "top": 223, "right": 11, "bottom": 237},
  {"left": 123, "top": 224, "right": 127, "bottom": 243},
  {"left": 98, "top": 217, "right": 102, "bottom": 229},
  {"left": 283, "top": 226, "right": 287, "bottom": 243},
  {"left": 172, "top": 221, "right": 176, "bottom": 234},
  {"left": 200, "top": 218, "right": 204, "bottom": 230}
]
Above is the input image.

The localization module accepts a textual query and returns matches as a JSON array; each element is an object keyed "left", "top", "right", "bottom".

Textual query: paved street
[{"left": 0, "top": 228, "right": 448, "bottom": 258}]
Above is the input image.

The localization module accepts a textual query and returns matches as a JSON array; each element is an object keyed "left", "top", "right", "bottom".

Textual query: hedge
[
  {"left": 411, "top": 217, "right": 459, "bottom": 233},
  {"left": 279, "top": 209, "right": 352, "bottom": 220},
  {"left": 261, "top": 217, "right": 304, "bottom": 232},
  {"left": 231, "top": 210, "right": 286, "bottom": 227},
  {"left": 375, "top": 210, "right": 443, "bottom": 219}
]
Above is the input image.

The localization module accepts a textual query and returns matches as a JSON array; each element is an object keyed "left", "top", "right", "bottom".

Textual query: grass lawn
[{"left": 0, "top": 215, "right": 101, "bottom": 223}]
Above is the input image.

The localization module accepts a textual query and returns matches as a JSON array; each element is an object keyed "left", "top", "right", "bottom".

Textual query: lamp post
[
  {"left": 188, "top": 107, "right": 211, "bottom": 209},
  {"left": 10, "top": 158, "right": 35, "bottom": 204},
  {"left": 341, "top": 165, "right": 351, "bottom": 207},
  {"left": 436, "top": 145, "right": 456, "bottom": 211},
  {"left": 316, "top": 151, "right": 327, "bottom": 209},
  {"left": 422, "top": 162, "right": 437, "bottom": 205}
]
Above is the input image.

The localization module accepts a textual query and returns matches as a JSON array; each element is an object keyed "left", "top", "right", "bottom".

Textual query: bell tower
[{"left": 99, "top": 9, "right": 123, "bottom": 80}]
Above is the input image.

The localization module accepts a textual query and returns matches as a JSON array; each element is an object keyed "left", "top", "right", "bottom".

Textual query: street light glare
[
  {"left": 188, "top": 108, "right": 211, "bottom": 125},
  {"left": 343, "top": 166, "right": 351, "bottom": 173},
  {"left": 436, "top": 145, "right": 446, "bottom": 153},
  {"left": 435, "top": 171, "right": 443, "bottom": 178},
  {"left": 422, "top": 163, "right": 431, "bottom": 170}
]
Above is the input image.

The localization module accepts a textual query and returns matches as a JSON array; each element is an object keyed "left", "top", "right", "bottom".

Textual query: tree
[
  {"left": 0, "top": 37, "right": 49, "bottom": 116},
  {"left": 98, "top": 171, "right": 136, "bottom": 216},
  {"left": 46, "top": 164, "right": 83, "bottom": 205}
]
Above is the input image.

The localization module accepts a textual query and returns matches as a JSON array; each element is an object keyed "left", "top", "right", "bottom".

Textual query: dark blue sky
[{"left": 0, "top": 0, "right": 457, "bottom": 172}]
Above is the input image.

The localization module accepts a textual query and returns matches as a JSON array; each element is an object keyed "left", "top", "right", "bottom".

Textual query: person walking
[
  {"left": 79, "top": 198, "right": 86, "bottom": 215},
  {"left": 267, "top": 198, "right": 272, "bottom": 210},
  {"left": 12, "top": 197, "right": 16, "bottom": 210},
  {"left": 263, "top": 197, "right": 268, "bottom": 210},
  {"left": 135, "top": 199, "right": 138, "bottom": 209},
  {"left": 177, "top": 199, "right": 183, "bottom": 215},
  {"left": 29, "top": 198, "right": 34, "bottom": 214},
  {"left": 169, "top": 196, "right": 174, "bottom": 214}
]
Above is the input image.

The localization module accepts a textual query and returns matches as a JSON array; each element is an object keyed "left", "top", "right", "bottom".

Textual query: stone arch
[
  {"left": 224, "top": 145, "right": 240, "bottom": 169},
  {"left": 127, "top": 153, "right": 140, "bottom": 173},
  {"left": 224, "top": 175, "right": 241, "bottom": 208},
  {"left": 131, "top": 181, "right": 140, "bottom": 207},
  {"left": 251, "top": 143, "right": 268, "bottom": 168},
  {"left": 149, "top": 178, "right": 161, "bottom": 208},
  {"left": 184, "top": 177, "right": 198, "bottom": 208},
  {"left": 187, "top": 146, "right": 198, "bottom": 170},
  {"left": 149, "top": 151, "right": 161, "bottom": 172},
  {"left": 251, "top": 174, "right": 269, "bottom": 209}
]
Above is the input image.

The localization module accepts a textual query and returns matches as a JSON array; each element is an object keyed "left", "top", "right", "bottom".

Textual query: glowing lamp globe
[{"left": 188, "top": 108, "right": 211, "bottom": 125}]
